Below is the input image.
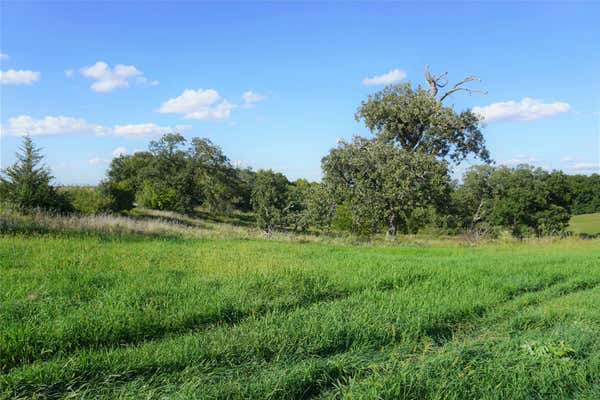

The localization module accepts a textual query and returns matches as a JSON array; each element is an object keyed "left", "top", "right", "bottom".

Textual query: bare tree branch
[
  {"left": 424, "top": 65, "right": 448, "bottom": 97},
  {"left": 439, "top": 76, "right": 487, "bottom": 102},
  {"left": 424, "top": 65, "right": 487, "bottom": 102}
]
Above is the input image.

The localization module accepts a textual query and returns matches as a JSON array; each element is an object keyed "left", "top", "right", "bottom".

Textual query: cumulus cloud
[
  {"left": 112, "top": 147, "right": 128, "bottom": 157},
  {"left": 1, "top": 115, "right": 190, "bottom": 138},
  {"left": 499, "top": 155, "right": 540, "bottom": 167},
  {"left": 362, "top": 69, "right": 406, "bottom": 86},
  {"left": 242, "top": 91, "right": 266, "bottom": 107},
  {"left": 0, "top": 69, "right": 40, "bottom": 85},
  {"left": 560, "top": 158, "right": 600, "bottom": 174},
  {"left": 472, "top": 98, "right": 571, "bottom": 123},
  {"left": 570, "top": 162, "right": 600, "bottom": 173},
  {"left": 113, "top": 123, "right": 191, "bottom": 137},
  {"left": 158, "top": 88, "right": 237, "bottom": 120},
  {"left": 88, "top": 157, "right": 110, "bottom": 166},
  {"left": 80, "top": 61, "right": 157, "bottom": 92}
]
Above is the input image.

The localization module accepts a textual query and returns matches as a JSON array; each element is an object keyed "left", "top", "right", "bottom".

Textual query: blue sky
[{"left": 1, "top": 1, "right": 599, "bottom": 184}]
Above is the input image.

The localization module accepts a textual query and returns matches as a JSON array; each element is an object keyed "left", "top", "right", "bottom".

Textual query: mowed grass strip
[{"left": 1, "top": 234, "right": 599, "bottom": 399}]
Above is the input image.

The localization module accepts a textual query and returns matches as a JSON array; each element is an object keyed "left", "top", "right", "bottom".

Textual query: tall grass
[
  {"left": 1, "top": 232, "right": 599, "bottom": 399},
  {"left": 0, "top": 206, "right": 477, "bottom": 246}
]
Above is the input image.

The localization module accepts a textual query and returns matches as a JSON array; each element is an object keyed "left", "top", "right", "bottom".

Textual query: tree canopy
[{"left": 356, "top": 83, "right": 490, "bottom": 163}]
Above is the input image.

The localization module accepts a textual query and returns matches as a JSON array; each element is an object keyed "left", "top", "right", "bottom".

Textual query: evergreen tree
[{"left": 0, "top": 136, "right": 66, "bottom": 211}]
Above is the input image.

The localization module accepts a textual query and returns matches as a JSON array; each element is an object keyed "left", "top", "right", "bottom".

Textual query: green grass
[
  {"left": 1, "top": 232, "right": 600, "bottom": 399},
  {"left": 569, "top": 212, "right": 600, "bottom": 235}
]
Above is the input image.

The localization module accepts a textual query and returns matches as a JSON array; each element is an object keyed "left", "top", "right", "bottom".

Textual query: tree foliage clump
[
  {"left": 454, "top": 165, "right": 572, "bottom": 237},
  {"left": 0, "top": 136, "right": 69, "bottom": 212},
  {"left": 323, "top": 138, "right": 450, "bottom": 235},
  {"left": 356, "top": 83, "right": 489, "bottom": 163},
  {"left": 251, "top": 170, "right": 291, "bottom": 234},
  {"left": 567, "top": 174, "right": 600, "bottom": 214},
  {"left": 103, "top": 133, "right": 242, "bottom": 214}
]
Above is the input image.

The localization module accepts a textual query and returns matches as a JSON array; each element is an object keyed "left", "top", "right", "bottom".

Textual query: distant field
[
  {"left": 1, "top": 233, "right": 600, "bottom": 399},
  {"left": 569, "top": 212, "right": 600, "bottom": 234}
]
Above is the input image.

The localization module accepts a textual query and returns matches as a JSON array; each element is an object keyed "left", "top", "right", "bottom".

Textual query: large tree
[
  {"left": 0, "top": 136, "right": 67, "bottom": 212},
  {"left": 323, "top": 138, "right": 449, "bottom": 235},
  {"left": 355, "top": 67, "right": 490, "bottom": 163},
  {"left": 320, "top": 66, "right": 488, "bottom": 236},
  {"left": 251, "top": 169, "right": 291, "bottom": 234}
]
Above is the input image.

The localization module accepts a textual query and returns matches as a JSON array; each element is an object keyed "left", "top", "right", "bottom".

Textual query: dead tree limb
[{"left": 424, "top": 65, "right": 487, "bottom": 102}]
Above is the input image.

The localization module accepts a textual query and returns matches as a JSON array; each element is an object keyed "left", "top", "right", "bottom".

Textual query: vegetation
[
  {"left": 3, "top": 67, "right": 598, "bottom": 240},
  {"left": 1, "top": 230, "right": 599, "bottom": 399},
  {"left": 568, "top": 212, "right": 600, "bottom": 235},
  {"left": 0, "top": 136, "right": 69, "bottom": 212},
  {"left": 453, "top": 165, "right": 572, "bottom": 237}
]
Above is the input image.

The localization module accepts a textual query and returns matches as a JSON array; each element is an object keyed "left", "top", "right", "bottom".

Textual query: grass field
[
  {"left": 569, "top": 212, "right": 600, "bottom": 235},
  {"left": 1, "top": 231, "right": 600, "bottom": 399}
]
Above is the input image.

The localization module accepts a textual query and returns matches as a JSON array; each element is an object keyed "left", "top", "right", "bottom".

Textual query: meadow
[
  {"left": 569, "top": 213, "right": 600, "bottom": 235},
  {"left": 1, "top": 222, "right": 600, "bottom": 399}
]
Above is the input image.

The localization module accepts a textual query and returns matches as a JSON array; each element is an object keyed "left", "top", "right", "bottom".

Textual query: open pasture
[{"left": 1, "top": 234, "right": 600, "bottom": 399}]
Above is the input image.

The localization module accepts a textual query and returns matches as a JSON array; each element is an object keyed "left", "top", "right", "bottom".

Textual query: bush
[
  {"left": 331, "top": 202, "right": 353, "bottom": 232},
  {"left": 136, "top": 181, "right": 178, "bottom": 211},
  {"left": 99, "top": 181, "right": 135, "bottom": 212},
  {"left": 58, "top": 186, "right": 113, "bottom": 214}
]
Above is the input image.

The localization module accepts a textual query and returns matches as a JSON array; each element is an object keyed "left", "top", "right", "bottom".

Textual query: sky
[{"left": 1, "top": 1, "right": 599, "bottom": 185}]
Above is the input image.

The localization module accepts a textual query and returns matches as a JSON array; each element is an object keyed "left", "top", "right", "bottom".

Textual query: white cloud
[
  {"left": 472, "top": 98, "right": 571, "bottom": 123},
  {"left": 0, "top": 53, "right": 8, "bottom": 60},
  {"left": 158, "top": 88, "right": 237, "bottom": 120},
  {"left": 499, "top": 155, "right": 540, "bottom": 167},
  {"left": 1, "top": 115, "right": 190, "bottom": 138},
  {"left": 560, "top": 160, "right": 600, "bottom": 174},
  {"left": 88, "top": 157, "right": 110, "bottom": 166},
  {"left": 362, "top": 69, "right": 407, "bottom": 86},
  {"left": 112, "top": 123, "right": 191, "bottom": 137},
  {"left": 112, "top": 147, "right": 128, "bottom": 157},
  {"left": 570, "top": 162, "right": 600, "bottom": 173},
  {"left": 65, "top": 69, "right": 74, "bottom": 78},
  {"left": 0, "top": 69, "right": 40, "bottom": 85},
  {"left": 3, "top": 116, "right": 110, "bottom": 136},
  {"left": 80, "top": 61, "right": 156, "bottom": 92},
  {"left": 242, "top": 91, "right": 265, "bottom": 107},
  {"left": 559, "top": 156, "right": 585, "bottom": 163}
]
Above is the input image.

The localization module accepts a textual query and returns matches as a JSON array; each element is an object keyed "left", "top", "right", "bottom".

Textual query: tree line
[{"left": 2, "top": 67, "right": 599, "bottom": 238}]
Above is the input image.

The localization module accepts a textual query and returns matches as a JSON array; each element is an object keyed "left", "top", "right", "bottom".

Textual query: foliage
[
  {"left": 58, "top": 186, "right": 114, "bottom": 214},
  {"left": 567, "top": 174, "right": 600, "bottom": 214},
  {"left": 455, "top": 165, "right": 572, "bottom": 237},
  {"left": 250, "top": 169, "right": 291, "bottom": 233},
  {"left": 355, "top": 83, "right": 490, "bottom": 163},
  {"left": 0, "top": 136, "right": 69, "bottom": 212},
  {"left": 103, "top": 134, "right": 241, "bottom": 214},
  {"left": 322, "top": 137, "right": 450, "bottom": 235}
]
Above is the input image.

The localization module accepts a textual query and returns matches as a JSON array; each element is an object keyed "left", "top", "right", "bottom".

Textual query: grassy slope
[
  {"left": 569, "top": 212, "right": 600, "bottom": 234},
  {"left": 1, "top": 234, "right": 600, "bottom": 399}
]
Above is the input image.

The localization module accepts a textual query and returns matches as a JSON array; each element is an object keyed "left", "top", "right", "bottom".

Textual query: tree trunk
[{"left": 386, "top": 213, "right": 397, "bottom": 237}]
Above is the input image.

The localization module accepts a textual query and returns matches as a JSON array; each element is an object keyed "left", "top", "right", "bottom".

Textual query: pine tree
[{"left": 0, "top": 136, "right": 64, "bottom": 211}]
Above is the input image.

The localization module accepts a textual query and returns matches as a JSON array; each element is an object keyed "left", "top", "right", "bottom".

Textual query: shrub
[
  {"left": 136, "top": 181, "right": 178, "bottom": 211},
  {"left": 58, "top": 186, "right": 113, "bottom": 214}
]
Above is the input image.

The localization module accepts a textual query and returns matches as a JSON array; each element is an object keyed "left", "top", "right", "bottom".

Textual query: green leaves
[
  {"left": 356, "top": 83, "right": 490, "bottom": 163},
  {"left": 322, "top": 139, "right": 450, "bottom": 235}
]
